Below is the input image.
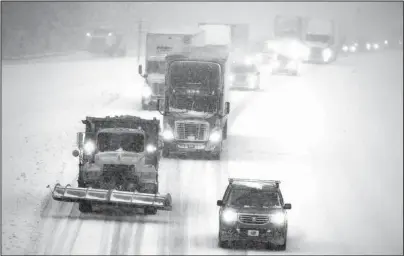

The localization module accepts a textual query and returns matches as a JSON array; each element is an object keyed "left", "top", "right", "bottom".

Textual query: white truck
[
  {"left": 265, "top": 15, "right": 310, "bottom": 76},
  {"left": 138, "top": 33, "right": 193, "bottom": 110},
  {"left": 302, "top": 17, "right": 340, "bottom": 63}
]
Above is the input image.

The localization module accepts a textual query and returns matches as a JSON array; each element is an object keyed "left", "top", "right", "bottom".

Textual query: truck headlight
[
  {"left": 146, "top": 144, "right": 157, "bottom": 153},
  {"left": 222, "top": 209, "right": 238, "bottom": 224},
  {"left": 248, "top": 75, "right": 257, "bottom": 84},
  {"left": 83, "top": 141, "right": 95, "bottom": 155},
  {"left": 162, "top": 129, "right": 174, "bottom": 141},
  {"left": 342, "top": 45, "right": 348, "bottom": 52},
  {"left": 322, "top": 48, "right": 333, "bottom": 62},
  {"left": 142, "top": 86, "right": 152, "bottom": 98},
  {"left": 228, "top": 75, "right": 234, "bottom": 82},
  {"left": 86, "top": 32, "right": 91, "bottom": 37},
  {"left": 108, "top": 32, "right": 113, "bottom": 36},
  {"left": 209, "top": 130, "right": 222, "bottom": 143},
  {"left": 270, "top": 212, "right": 286, "bottom": 225},
  {"left": 373, "top": 43, "right": 379, "bottom": 50}
]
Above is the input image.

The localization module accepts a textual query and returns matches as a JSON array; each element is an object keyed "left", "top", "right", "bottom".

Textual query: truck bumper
[
  {"left": 271, "top": 60, "right": 299, "bottom": 74},
  {"left": 164, "top": 140, "right": 222, "bottom": 156}
]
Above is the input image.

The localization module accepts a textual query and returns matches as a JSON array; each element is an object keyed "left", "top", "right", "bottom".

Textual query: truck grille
[
  {"left": 152, "top": 82, "right": 165, "bottom": 96},
  {"left": 309, "top": 47, "right": 323, "bottom": 60},
  {"left": 102, "top": 164, "right": 133, "bottom": 172},
  {"left": 239, "top": 214, "right": 269, "bottom": 225},
  {"left": 174, "top": 121, "right": 209, "bottom": 141}
]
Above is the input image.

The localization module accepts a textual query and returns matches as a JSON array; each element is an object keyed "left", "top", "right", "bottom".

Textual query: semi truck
[
  {"left": 302, "top": 17, "right": 340, "bottom": 63},
  {"left": 138, "top": 33, "right": 193, "bottom": 110},
  {"left": 157, "top": 45, "right": 231, "bottom": 160}
]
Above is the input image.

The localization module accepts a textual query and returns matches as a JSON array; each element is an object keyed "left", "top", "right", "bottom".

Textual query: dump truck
[
  {"left": 138, "top": 33, "right": 193, "bottom": 110},
  {"left": 157, "top": 45, "right": 231, "bottom": 160},
  {"left": 48, "top": 115, "right": 172, "bottom": 215}
]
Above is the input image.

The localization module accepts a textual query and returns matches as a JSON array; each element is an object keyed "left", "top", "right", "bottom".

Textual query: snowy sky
[{"left": 2, "top": 1, "right": 403, "bottom": 42}]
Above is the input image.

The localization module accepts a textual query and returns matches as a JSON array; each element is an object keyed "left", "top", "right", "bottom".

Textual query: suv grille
[
  {"left": 174, "top": 121, "right": 209, "bottom": 141},
  {"left": 239, "top": 214, "right": 269, "bottom": 225}
]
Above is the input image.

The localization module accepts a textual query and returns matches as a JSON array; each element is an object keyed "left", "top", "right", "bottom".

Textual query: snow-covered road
[{"left": 2, "top": 52, "right": 402, "bottom": 255}]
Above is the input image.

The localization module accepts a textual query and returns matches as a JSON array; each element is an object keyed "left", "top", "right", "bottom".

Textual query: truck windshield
[
  {"left": 228, "top": 189, "right": 281, "bottom": 208},
  {"left": 97, "top": 133, "right": 144, "bottom": 153},
  {"left": 169, "top": 61, "right": 221, "bottom": 90},
  {"left": 147, "top": 60, "right": 166, "bottom": 74},
  {"left": 168, "top": 95, "right": 218, "bottom": 113},
  {"left": 306, "top": 34, "right": 332, "bottom": 44}
]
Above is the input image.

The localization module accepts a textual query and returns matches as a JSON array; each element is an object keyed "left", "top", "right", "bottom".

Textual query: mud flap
[{"left": 48, "top": 184, "right": 172, "bottom": 211}]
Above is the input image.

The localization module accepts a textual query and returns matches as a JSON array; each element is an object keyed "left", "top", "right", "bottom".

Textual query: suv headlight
[
  {"left": 222, "top": 209, "right": 238, "bottom": 224},
  {"left": 270, "top": 212, "right": 286, "bottom": 225}
]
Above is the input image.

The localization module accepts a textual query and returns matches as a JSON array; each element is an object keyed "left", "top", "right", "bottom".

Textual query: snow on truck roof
[{"left": 97, "top": 128, "right": 146, "bottom": 134}]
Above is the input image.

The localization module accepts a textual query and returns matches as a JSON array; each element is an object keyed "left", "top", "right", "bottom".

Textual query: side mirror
[
  {"left": 217, "top": 200, "right": 224, "bottom": 206},
  {"left": 225, "top": 102, "right": 230, "bottom": 115},
  {"left": 284, "top": 203, "right": 292, "bottom": 210},
  {"left": 138, "top": 64, "right": 143, "bottom": 75},
  {"left": 157, "top": 99, "right": 164, "bottom": 115},
  {"left": 72, "top": 149, "right": 80, "bottom": 157},
  {"left": 256, "top": 71, "right": 260, "bottom": 76},
  {"left": 77, "top": 132, "right": 85, "bottom": 148}
]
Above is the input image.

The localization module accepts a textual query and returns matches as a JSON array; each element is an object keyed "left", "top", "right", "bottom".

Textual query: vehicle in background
[
  {"left": 138, "top": 33, "right": 193, "bottom": 110},
  {"left": 217, "top": 178, "right": 292, "bottom": 250},
  {"left": 85, "top": 26, "right": 126, "bottom": 57},
  {"left": 228, "top": 62, "right": 261, "bottom": 90},
  {"left": 158, "top": 46, "right": 231, "bottom": 160},
  {"left": 265, "top": 38, "right": 308, "bottom": 76},
  {"left": 302, "top": 17, "right": 340, "bottom": 63}
]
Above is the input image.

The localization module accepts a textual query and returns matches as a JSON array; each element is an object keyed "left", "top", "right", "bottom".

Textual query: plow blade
[{"left": 49, "top": 184, "right": 172, "bottom": 211}]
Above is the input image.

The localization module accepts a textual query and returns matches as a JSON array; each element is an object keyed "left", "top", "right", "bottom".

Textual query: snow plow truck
[{"left": 48, "top": 115, "right": 172, "bottom": 215}]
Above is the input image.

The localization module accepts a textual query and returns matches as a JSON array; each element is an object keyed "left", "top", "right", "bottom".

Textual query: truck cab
[
  {"left": 157, "top": 47, "right": 231, "bottom": 160},
  {"left": 138, "top": 33, "right": 194, "bottom": 110},
  {"left": 85, "top": 26, "right": 126, "bottom": 57}
]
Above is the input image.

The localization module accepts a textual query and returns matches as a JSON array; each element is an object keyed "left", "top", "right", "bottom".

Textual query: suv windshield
[
  {"left": 231, "top": 64, "right": 257, "bottom": 73},
  {"left": 97, "top": 133, "right": 144, "bottom": 152},
  {"left": 147, "top": 60, "right": 166, "bottom": 74},
  {"left": 228, "top": 189, "right": 281, "bottom": 208}
]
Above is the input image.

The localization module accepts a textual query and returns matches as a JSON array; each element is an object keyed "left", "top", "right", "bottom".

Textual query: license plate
[
  {"left": 247, "top": 230, "right": 259, "bottom": 236},
  {"left": 178, "top": 144, "right": 204, "bottom": 149}
]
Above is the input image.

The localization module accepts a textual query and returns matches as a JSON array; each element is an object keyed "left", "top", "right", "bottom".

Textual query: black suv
[{"left": 217, "top": 178, "right": 292, "bottom": 250}]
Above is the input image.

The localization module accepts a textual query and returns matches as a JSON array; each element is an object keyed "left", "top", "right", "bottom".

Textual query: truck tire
[
  {"left": 218, "top": 231, "right": 228, "bottom": 248},
  {"left": 211, "top": 153, "right": 221, "bottom": 160},
  {"left": 162, "top": 146, "right": 170, "bottom": 158},
  {"left": 78, "top": 202, "right": 92, "bottom": 213}
]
